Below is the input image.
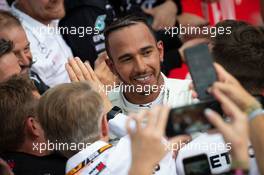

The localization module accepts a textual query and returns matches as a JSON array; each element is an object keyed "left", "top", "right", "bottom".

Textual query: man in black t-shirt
[
  {"left": 0, "top": 76, "right": 66, "bottom": 175},
  {"left": 1, "top": 152, "right": 66, "bottom": 175},
  {"left": 60, "top": 0, "right": 115, "bottom": 67}
]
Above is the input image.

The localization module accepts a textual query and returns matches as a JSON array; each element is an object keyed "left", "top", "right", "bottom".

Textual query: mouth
[{"left": 133, "top": 74, "right": 154, "bottom": 84}]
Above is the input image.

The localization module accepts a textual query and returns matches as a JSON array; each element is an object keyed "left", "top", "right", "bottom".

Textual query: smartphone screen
[
  {"left": 184, "top": 44, "right": 217, "bottom": 101},
  {"left": 183, "top": 154, "right": 212, "bottom": 175},
  {"left": 166, "top": 100, "right": 222, "bottom": 137}
]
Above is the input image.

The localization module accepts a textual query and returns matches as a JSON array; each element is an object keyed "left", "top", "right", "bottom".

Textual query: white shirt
[
  {"left": 11, "top": 4, "right": 72, "bottom": 87},
  {"left": 108, "top": 74, "right": 194, "bottom": 142},
  {"left": 108, "top": 74, "right": 193, "bottom": 115},
  {"left": 0, "top": 0, "right": 9, "bottom": 11},
  {"left": 66, "top": 137, "right": 177, "bottom": 175}
]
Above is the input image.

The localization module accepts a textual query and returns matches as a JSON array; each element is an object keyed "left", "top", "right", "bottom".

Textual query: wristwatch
[{"left": 107, "top": 106, "right": 122, "bottom": 121}]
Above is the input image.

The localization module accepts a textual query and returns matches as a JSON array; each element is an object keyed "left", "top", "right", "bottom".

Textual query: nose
[{"left": 133, "top": 56, "right": 147, "bottom": 74}]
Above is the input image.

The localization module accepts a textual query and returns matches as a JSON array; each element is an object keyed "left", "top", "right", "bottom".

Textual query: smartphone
[
  {"left": 184, "top": 44, "right": 217, "bottom": 101},
  {"left": 183, "top": 154, "right": 212, "bottom": 175},
  {"left": 166, "top": 100, "right": 222, "bottom": 137}
]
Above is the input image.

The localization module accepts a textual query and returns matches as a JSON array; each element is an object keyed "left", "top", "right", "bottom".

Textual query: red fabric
[
  {"left": 181, "top": 0, "right": 261, "bottom": 24},
  {"left": 168, "top": 63, "right": 189, "bottom": 79},
  {"left": 168, "top": 0, "right": 261, "bottom": 79}
]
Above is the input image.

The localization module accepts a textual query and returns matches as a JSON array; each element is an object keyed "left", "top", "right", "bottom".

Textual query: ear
[
  {"left": 157, "top": 41, "right": 164, "bottom": 62},
  {"left": 106, "top": 58, "right": 117, "bottom": 76},
  {"left": 25, "top": 117, "right": 43, "bottom": 138},
  {"left": 100, "top": 114, "right": 109, "bottom": 141}
]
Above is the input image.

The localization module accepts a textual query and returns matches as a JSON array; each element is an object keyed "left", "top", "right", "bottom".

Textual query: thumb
[
  {"left": 95, "top": 55, "right": 106, "bottom": 68},
  {"left": 204, "top": 108, "right": 230, "bottom": 136},
  {"left": 142, "top": 8, "right": 154, "bottom": 15}
]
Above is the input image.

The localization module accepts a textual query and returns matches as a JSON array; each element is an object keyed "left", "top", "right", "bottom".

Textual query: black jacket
[
  {"left": 1, "top": 152, "right": 67, "bottom": 175},
  {"left": 60, "top": 0, "right": 115, "bottom": 67}
]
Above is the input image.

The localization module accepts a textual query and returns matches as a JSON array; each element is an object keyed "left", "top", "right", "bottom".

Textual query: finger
[
  {"left": 95, "top": 52, "right": 108, "bottom": 68},
  {"left": 142, "top": 8, "right": 153, "bottom": 15},
  {"left": 211, "top": 82, "right": 234, "bottom": 96},
  {"left": 189, "top": 82, "right": 198, "bottom": 98},
  {"left": 134, "top": 110, "right": 148, "bottom": 132},
  {"left": 191, "top": 90, "right": 198, "bottom": 99},
  {"left": 212, "top": 88, "right": 244, "bottom": 120},
  {"left": 204, "top": 108, "right": 233, "bottom": 136},
  {"left": 84, "top": 61, "right": 99, "bottom": 82},
  {"left": 126, "top": 116, "right": 134, "bottom": 136},
  {"left": 214, "top": 63, "right": 238, "bottom": 84},
  {"left": 168, "top": 17, "right": 176, "bottom": 27},
  {"left": 188, "top": 82, "right": 194, "bottom": 90},
  {"left": 146, "top": 106, "right": 160, "bottom": 129},
  {"left": 75, "top": 57, "right": 92, "bottom": 81},
  {"left": 65, "top": 63, "right": 78, "bottom": 82},
  {"left": 152, "top": 18, "right": 160, "bottom": 30},
  {"left": 129, "top": 113, "right": 142, "bottom": 134},
  {"left": 94, "top": 61, "right": 107, "bottom": 75},
  {"left": 68, "top": 58, "right": 85, "bottom": 81},
  {"left": 156, "top": 106, "right": 170, "bottom": 133}
]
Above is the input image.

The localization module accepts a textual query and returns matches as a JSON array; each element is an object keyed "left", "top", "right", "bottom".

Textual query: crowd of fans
[{"left": 0, "top": 0, "right": 264, "bottom": 175}]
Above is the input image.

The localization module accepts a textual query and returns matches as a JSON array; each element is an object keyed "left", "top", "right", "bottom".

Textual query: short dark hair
[
  {"left": 212, "top": 20, "right": 264, "bottom": 95},
  {"left": 104, "top": 15, "right": 157, "bottom": 59},
  {"left": 0, "top": 75, "right": 38, "bottom": 151},
  {"left": 0, "top": 39, "right": 13, "bottom": 58}
]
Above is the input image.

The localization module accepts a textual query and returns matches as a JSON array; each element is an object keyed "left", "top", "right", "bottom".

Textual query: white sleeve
[{"left": 108, "top": 113, "right": 136, "bottom": 138}]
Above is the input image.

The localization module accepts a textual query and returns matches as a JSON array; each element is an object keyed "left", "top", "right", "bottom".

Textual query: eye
[
  {"left": 120, "top": 56, "right": 132, "bottom": 63},
  {"left": 142, "top": 49, "right": 152, "bottom": 56}
]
